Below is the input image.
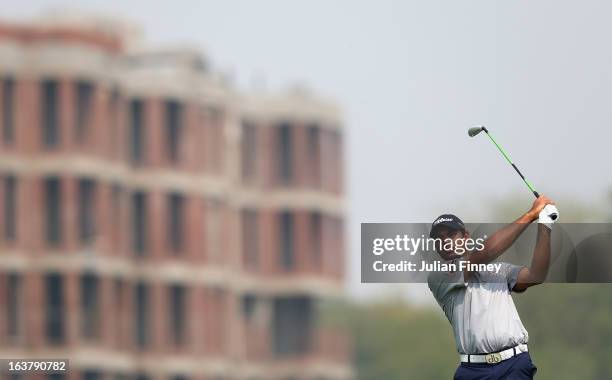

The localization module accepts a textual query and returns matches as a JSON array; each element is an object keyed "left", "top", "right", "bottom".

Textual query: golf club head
[{"left": 468, "top": 125, "right": 486, "bottom": 137}]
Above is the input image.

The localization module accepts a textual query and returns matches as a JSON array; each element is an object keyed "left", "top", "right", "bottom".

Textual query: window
[
  {"left": 277, "top": 123, "right": 293, "bottom": 183},
  {"left": 307, "top": 125, "right": 320, "bottom": 156},
  {"left": 78, "top": 179, "right": 96, "bottom": 244},
  {"left": 168, "top": 193, "right": 184, "bottom": 253},
  {"left": 75, "top": 81, "right": 94, "bottom": 142},
  {"left": 3, "top": 77, "right": 15, "bottom": 144},
  {"left": 306, "top": 125, "right": 321, "bottom": 187},
  {"left": 82, "top": 371, "right": 100, "bottom": 380},
  {"left": 279, "top": 211, "right": 294, "bottom": 270},
  {"left": 165, "top": 100, "right": 182, "bottom": 163},
  {"left": 111, "top": 184, "right": 122, "bottom": 248},
  {"left": 169, "top": 284, "right": 186, "bottom": 345},
  {"left": 45, "top": 273, "right": 64, "bottom": 344},
  {"left": 242, "top": 294, "right": 256, "bottom": 321},
  {"left": 7, "top": 272, "right": 21, "bottom": 339},
  {"left": 109, "top": 88, "right": 120, "bottom": 156},
  {"left": 129, "top": 99, "right": 145, "bottom": 164},
  {"left": 41, "top": 80, "right": 60, "bottom": 147},
  {"left": 272, "top": 297, "right": 313, "bottom": 356},
  {"left": 206, "top": 107, "right": 224, "bottom": 173},
  {"left": 241, "top": 121, "right": 257, "bottom": 181},
  {"left": 135, "top": 282, "right": 149, "bottom": 348},
  {"left": 113, "top": 278, "right": 124, "bottom": 344},
  {"left": 112, "top": 184, "right": 122, "bottom": 212},
  {"left": 4, "top": 175, "right": 17, "bottom": 241},
  {"left": 310, "top": 212, "right": 322, "bottom": 270},
  {"left": 333, "top": 217, "right": 344, "bottom": 273},
  {"left": 132, "top": 192, "right": 147, "bottom": 255},
  {"left": 44, "top": 177, "right": 62, "bottom": 246},
  {"left": 80, "top": 273, "right": 99, "bottom": 339},
  {"left": 241, "top": 209, "right": 259, "bottom": 269}
]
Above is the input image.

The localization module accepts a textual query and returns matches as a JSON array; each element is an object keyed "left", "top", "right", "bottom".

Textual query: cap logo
[{"left": 434, "top": 217, "right": 453, "bottom": 225}]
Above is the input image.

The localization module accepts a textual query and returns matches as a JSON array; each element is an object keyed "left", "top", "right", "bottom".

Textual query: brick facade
[{"left": 0, "top": 18, "right": 350, "bottom": 380}]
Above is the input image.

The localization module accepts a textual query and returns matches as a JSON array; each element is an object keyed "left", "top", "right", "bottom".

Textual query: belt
[{"left": 460, "top": 344, "right": 528, "bottom": 364}]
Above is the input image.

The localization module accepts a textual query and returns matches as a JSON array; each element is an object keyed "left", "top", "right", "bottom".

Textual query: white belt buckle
[{"left": 485, "top": 352, "right": 502, "bottom": 364}]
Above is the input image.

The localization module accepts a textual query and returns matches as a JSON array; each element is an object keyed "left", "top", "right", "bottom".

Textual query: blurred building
[{"left": 0, "top": 12, "right": 349, "bottom": 380}]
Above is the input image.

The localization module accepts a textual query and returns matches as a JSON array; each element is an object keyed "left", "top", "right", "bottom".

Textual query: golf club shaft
[{"left": 482, "top": 129, "right": 540, "bottom": 198}]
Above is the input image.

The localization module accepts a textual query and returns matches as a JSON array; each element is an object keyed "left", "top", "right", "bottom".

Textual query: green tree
[{"left": 323, "top": 299, "right": 457, "bottom": 380}]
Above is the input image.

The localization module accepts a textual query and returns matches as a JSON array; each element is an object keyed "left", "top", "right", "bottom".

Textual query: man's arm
[
  {"left": 513, "top": 224, "right": 551, "bottom": 292},
  {"left": 466, "top": 213, "right": 533, "bottom": 265},
  {"left": 466, "top": 196, "right": 552, "bottom": 265}
]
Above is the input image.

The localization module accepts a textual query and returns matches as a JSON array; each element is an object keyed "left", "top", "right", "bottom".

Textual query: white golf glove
[{"left": 538, "top": 204, "right": 559, "bottom": 229}]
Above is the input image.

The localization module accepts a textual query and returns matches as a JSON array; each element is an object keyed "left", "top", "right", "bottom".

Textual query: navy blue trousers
[{"left": 454, "top": 352, "right": 538, "bottom": 380}]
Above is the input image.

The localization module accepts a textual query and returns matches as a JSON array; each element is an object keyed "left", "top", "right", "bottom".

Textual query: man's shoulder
[
  {"left": 427, "top": 267, "right": 463, "bottom": 284},
  {"left": 427, "top": 268, "right": 467, "bottom": 303}
]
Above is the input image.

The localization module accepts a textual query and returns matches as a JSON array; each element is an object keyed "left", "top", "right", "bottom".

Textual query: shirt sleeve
[
  {"left": 498, "top": 262, "right": 525, "bottom": 291},
  {"left": 427, "top": 269, "right": 467, "bottom": 307}
]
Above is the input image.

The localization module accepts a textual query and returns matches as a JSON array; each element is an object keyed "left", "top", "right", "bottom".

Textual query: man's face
[{"left": 434, "top": 227, "right": 470, "bottom": 259}]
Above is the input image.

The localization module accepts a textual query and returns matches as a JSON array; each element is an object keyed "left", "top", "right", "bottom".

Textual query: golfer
[{"left": 427, "top": 195, "right": 559, "bottom": 380}]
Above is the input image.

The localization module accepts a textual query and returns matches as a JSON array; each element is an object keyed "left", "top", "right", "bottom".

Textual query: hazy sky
[{"left": 4, "top": 0, "right": 611, "bottom": 303}]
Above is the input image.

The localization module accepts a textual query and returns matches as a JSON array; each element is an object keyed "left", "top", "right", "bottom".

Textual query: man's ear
[{"left": 462, "top": 230, "right": 470, "bottom": 239}]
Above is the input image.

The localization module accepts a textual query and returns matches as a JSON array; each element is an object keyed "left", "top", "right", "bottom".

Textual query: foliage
[{"left": 324, "top": 288, "right": 612, "bottom": 380}]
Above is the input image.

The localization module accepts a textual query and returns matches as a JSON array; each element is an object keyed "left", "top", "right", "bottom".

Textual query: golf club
[{"left": 468, "top": 125, "right": 541, "bottom": 199}]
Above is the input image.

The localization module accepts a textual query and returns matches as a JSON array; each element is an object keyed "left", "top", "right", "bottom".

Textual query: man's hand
[
  {"left": 538, "top": 204, "right": 559, "bottom": 229},
  {"left": 526, "top": 195, "right": 554, "bottom": 222}
]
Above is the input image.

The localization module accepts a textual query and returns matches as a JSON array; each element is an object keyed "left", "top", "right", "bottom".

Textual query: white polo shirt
[{"left": 427, "top": 259, "right": 529, "bottom": 354}]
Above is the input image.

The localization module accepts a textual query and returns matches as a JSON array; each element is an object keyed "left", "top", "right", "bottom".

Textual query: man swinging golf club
[{"left": 427, "top": 126, "right": 560, "bottom": 379}]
